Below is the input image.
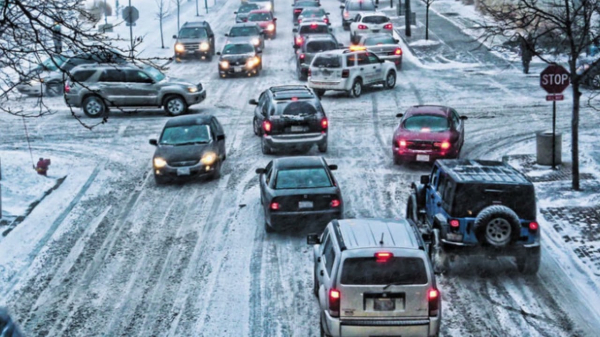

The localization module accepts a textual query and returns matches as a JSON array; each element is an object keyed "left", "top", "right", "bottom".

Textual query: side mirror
[
  {"left": 395, "top": 113, "right": 403, "bottom": 118},
  {"left": 273, "top": 18, "right": 277, "bottom": 21},
  {"left": 292, "top": 28, "right": 298, "bottom": 33},
  {"left": 460, "top": 115, "right": 468, "bottom": 120},
  {"left": 394, "top": 38, "right": 399, "bottom": 43},
  {"left": 328, "top": 164, "right": 338, "bottom": 170},
  {"left": 217, "top": 134, "right": 225, "bottom": 141},
  {"left": 149, "top": 139, "right": 158, "bottom": 146},
  {"left": 307, "top": 233, "right": 321, "bottom": 245},
  {"left": 420, "top": 175, "right": 430, "bottom": 185},
  {"left": 225, "top": 33, "right": 229, "bottom": 37},
  {"left": 249, "top": 98, "right": 259, "bottom": 105},
  {"left": 255, "top": 168, "right": 265, "bottom": 174},
  {"left": 234, "top": 11, "right": 238, "bottom": 14},
  {"left": 216, "top": 51, "right": 221, "bottom": 55},
  {"left": 340, "top": 5, "right": 345, "bottom": 8},
  {"left": 326, "top": 12, "right": 330, "bottom": 15},
  {"left": 172, "top": 35, "right": 177, "bottom": 39},
  {"left": 338, "top": 43, "right": 344, "bottom": 48}
]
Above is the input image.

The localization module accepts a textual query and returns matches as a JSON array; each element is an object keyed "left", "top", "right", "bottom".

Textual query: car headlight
[
  {"left": 220, "top": 60, "right": 229, "bottom": 69},
  {"left": 252, "top": 38, "right": 260, "bottom": 46},
  {"left": 247, "top": 56, "right": 260, "bottom": 68},
  {"left": 266, "top": 23, "right": 275, "bottom": 31},
  {"left": 175, "top": 43, "right": 185, "bottom": 52},
  {"left": 200, "top": 42, "right": 210, "bottom": 51},
  {"left": 29, "top": 79, "right": 41, "bottom": 85},
  {"left": 187, "top": 86, "right": 198, "bottom": 93},
  {"left": 153, "top": 157, "right": 167, "bottom": 168},
  {"left": 200, "top": 152, "right": 217, "bottom": 165},
  {"left": 265, "top": 3, "right": 272, "bottom": 10}
]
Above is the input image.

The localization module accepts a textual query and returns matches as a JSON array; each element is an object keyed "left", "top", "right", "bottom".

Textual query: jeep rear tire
[
  {"left": 318, "top": 142, "right": 328, "bottom": 153},
  {"left": 261, "top": 138, "right": 272, "bottom": 154},
  {"left": 265, "top": 221, "right": 275, "bottom": 233},
  {"left": 313, "top": 272, "right": 319, "bottom": 297},
  {"left": 473, "top": 205, "right": 521, "bottom": 247},
  {"left": 516, "top": 246, "right": 541, "bottom": 275},
  {"left": 253, "top": 118, "right": 263, "bottom": 136},
  {"left": 314, "top": 89, "right": 325, "bottom": 98}
]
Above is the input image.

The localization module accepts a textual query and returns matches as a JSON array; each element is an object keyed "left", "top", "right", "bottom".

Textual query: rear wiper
[{"left": 383, "top": 282, "right": 405, "bottom": 290}]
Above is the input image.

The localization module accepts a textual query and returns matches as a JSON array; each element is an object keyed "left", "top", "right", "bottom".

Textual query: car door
[
  {"left": 366, "top": 52, "right": 383, "bottom": 83},
  {"left": 255, "top": 92, "right": 268, "bottom": 124},
  {"left": 350, "top": 13, "right": 361, "bottom": 34},
  {"left": 261, "top": 161, "right": 274, "bottom": 207},
  {"left": 123, "top": 69, "right": 158, "bottom": 106},
  {"left": 451, "top": 108, "right": 464, "bottom": 148},
  {"left": 97, "top": 68, "right": 126, "bottom": 106},
  {"left": 426, "top": 165, "right": 440, "bottom": 226},
  {"left": 210, "top": 117, "right": 226, "bottom": 158},
  {"left": 355, "top": 51, "right": 372, "bottom": 84},
  {"left": 317, "top": 231, "right": 337, "bottom": 306}
]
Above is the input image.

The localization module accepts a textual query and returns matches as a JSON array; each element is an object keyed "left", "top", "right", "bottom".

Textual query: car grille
[
  {"left": 183, "top": 43, "right": 200, "bottom": 50},
  {"left": 169, "top": 160, "right": 199, "bottom": 167},
  {"left": 407, "top": 140, "right": 435, "bottom": 150}
]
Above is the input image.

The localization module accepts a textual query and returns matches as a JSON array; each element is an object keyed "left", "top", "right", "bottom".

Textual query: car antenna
[{"left": 380, "top": 233, "right": 384, "bottom": 245}]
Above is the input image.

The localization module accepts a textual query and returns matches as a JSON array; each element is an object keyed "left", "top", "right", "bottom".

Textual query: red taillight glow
[
  {"left": 298, "top": 18, "right": 302, "bottom": 24},
  {"left": 64, "top": 83, "right": 71, "bottom": 93},
  {"left": 296, "top": 37, "right": 303, "bottom": 45},
  {"left": 449, "top": 219, "right": 459, "bottom": 228},
  {"left": 308, "top": 68, "right": 312, "bottom": 77},
  {"left": 294, "top": 9, "right": 302, "bottom": 13},
  {"left": 375, "top": 252, "right": 393, "bottom": 262},
  {"left": 330, "top": 199, "right": 340, "bottom": 207},
  {"left": 323, "top": 17, "right": 329, "bottom": 24},
  {"left": 384, "top": 23, "right": 393, "bottom": 30},
  {"left": 399, "top": 140, "right": 407, "bottom": 147},
  {"left": 429, "top": 289, "right": 439, "bottom": 300},
  {"left": 270, "top": 202, "right": 279, "bottom": 210},
  {"left": 341, "top": 69, "right": 349, "bottom": 78},
  {"left": 329, "top": 289, "right": 341, "bottom": 317},
  {"left": 299, "top": 53, "right": 305, "bottom": 59},
  {"left": 441, "top": 141, "right": 451, "bottom": 149},
  {"left": 262, "top": 120, "right": 272, "bottom": 133},
  {"left": 357, "top": 24, "right": 368, "bottom": 30},
  {"left": 394, "top": 48, "right": 402, "bottom": 55},
  {"left": 428, "top": 288, "right": 440, "bottom": 316},
  {"left": 529, "top": 222, "right": 539, "bottom": 231},
  {"left": 343, "top": 11, "right": 349, "bottom": 18},
  {"left": 321, "top": 118, "right": 328, "bottom": 130},
  {"left": 310, "top": 23, "right": 318, "bottom": 29}
]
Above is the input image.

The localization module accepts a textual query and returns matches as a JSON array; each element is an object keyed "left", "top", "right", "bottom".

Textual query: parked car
[
  {"left": 0, "top": 307, "right": 25, "bottom": 337},
  {"left": 392, "top": 105, "right": 467, "bottom": 164},
  {"left": 173, "top": 21, "right": 216, "bottom": 61},
  {"left": 408, "top": 159, "right": 541, "bottom": 274},
  {"left": 256, "top": 156, "right": 343, "bottom": 232},
  {"left": 577, "top": 61, "right": 600, "bottom": 89},
  {"left": 353, "top": 34, "right": 402, "bottom": 69},
  {"left": 234, "top": 2, "right": 260, "bottom": 23},
  {"left": 64, "top": 63, "right": 206, "bottom": 117},
  {"left": 308, "top": 49, "right": 397, "bottom": 98},
  {"left": 246, "top": 0, "right": 274, "bottom": 12},
  {"left": 340, "top": 0, "right": 377, "bottom": 30},
  {"left": 249, "top": 85, "right": 329, "bottom": 154},
  {"left": 217, "top": 40, "right": 263, "bottom": 78},
  {"left": 349, "top": 12, "right": 393, "bottom": 43},
  {"left": 247, "top": 9, "right": 277, "bottom": 39},
  {"left": 307, "top": 218, "right": 441, "bottom": 337},
  {"left": 226, "top": 22, "right": 265, "bottom": 49},
  {"left": 296, "top": 35, "right": 342, "bottom": 81},
  {"left": 297, "top": 7, "right": 330, "bottom": 26},
  {"left": 293, "top": 21, "right": 332, "bottom": 48},
  {"left": 292, "top": 0, "right": 321, "bottom": 25},
  {"left": 149, "top": 115, "right": 226, "bottom": 184}
]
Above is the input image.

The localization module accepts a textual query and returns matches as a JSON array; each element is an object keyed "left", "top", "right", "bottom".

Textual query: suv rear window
[
  {"left": 275, "top": 168, "right": 332, "bottom": 189},
  {"left": 451, "top": 183, "right": 536, "bottom": 219},
  {"left": 362, "top": 15, "right": 389, "bottom": 24},
  {"left": 306, "top": 41, "right": 337, "bottom": 53},
  {"left": 70, "top": 69, "right": 96, "bottom": 82},
  {"left": 276, "top": 101, "right": 318, "bottom": 115},
  {"left": 312, "top": 54, "right": 341, "bottom": 68},
  {"left": 179, "top": 27, "right": 207, "bottom": 39},
  {"left": 248, "top": 12, "right": 272, "bottom": 21},
  {"left": 229, "top": 26, "right": 260, "bottom": 37},
  {"left": 364, "top": 36, "right": 396, "bottom": 45},
  {"left": 346, "top": 1, "right": 376, "bottom": 10},
  {"left": 341, "top": 257, "right": 427, "bottom": 285},
  {"left": 403, "top": 115, "right": 449, "bottom": 132},
  {"left": 299, "top": 24, "right": 329, "bottom": 34}
]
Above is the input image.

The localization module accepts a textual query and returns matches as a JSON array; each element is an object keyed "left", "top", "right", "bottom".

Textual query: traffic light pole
[
  {"left": 552, "top": 100, "right": 556, "bottom": 170},
  {"left": 129, "top": 0, "right": 133, "bottom": 58}
]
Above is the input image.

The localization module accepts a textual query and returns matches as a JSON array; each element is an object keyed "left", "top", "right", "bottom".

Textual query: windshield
[
  {"left": 306, "top": 41, "right": 337, "bottom": 53},
  {"left": 222, "top": 43, "right": 255, "bottom": 54},
  {"left": 362, "top": 15, "right": 389, "bottom": 24},
  {"left": 301, "top": 8, "right": 325, "bottom": 16},
  {"left": 39, "top": 55, "right": 68, "bottom": 71},
  {"left": 248, "top": 12, "right": 272, "bottom": 21},
  {"left": 238, "top": 4, "right": 259, "bottom": 13},
  {"left": 276, "top": 101, "right": 318, "bottom": 115},
  {"left": 229, "top": 26, "right": 260, "bottom": 37},
  {"left": 144, "top": 66, "right": 166, "bottom": 82},
  {"left": 300, "top": 24, "right": 329, "bottom": 34},
  {"left": 178, "top": 27, "right": 207, "bottom": 39},
  {"left": 403, "top": 115, "right": 449, "bottom": 132},
  {"left": 347, "top": 1, "right": 376, "bottom": 10},
  {"left": 312, "top": 54, "right": 341, "bottom": 68},
  {"left": 159, "top": 125, "right": 212, "bottom": 145},
  {"left": 341, "top": 257, "right": 428, "bottom": 285},
  {"left": 275, "top": 168, "right": 332, "bottom": 189},
  {"left": 364, "top": 36, "right": 396, "bottom": 45}
]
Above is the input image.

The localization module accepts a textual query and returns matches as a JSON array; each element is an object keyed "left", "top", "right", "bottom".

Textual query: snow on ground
[{"left": 409, "top": 39, "right": 441, "bottom": 47}]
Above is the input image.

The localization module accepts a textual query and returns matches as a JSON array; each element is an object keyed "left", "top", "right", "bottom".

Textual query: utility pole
[
  {"left": 405, "top": 0, "right": 411, "bottom": 37},
  {"left": 196, "top": 0, "right": 199, "bottom": 16},
  {"left": 129, "top": 0, "right": 133, "bottom": 58}
]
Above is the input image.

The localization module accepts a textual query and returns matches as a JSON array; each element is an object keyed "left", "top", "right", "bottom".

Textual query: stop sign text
[{"left": 540, "top": 64, "right": 570, "bottom": 94}]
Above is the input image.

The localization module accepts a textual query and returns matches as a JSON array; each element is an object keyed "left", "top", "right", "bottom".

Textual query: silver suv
[
  {"left": 64, "top": 64, "right": 206, "bottom": 117},
  {"left": 307, "top": 218, "right": 441, "bottom": 337}
]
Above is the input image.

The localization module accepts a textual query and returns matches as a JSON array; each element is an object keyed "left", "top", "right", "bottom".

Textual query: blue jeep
[{"left": 407, "top": 159, "right": 541, "bottom": 274}]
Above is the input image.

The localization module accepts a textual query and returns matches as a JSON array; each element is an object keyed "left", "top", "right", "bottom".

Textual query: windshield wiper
[
  {"left": 174, "top": 141, "right": 209, "bottom": 146},
  {"left": 383, "top": 282, "right": 405, "bottom": 290}
]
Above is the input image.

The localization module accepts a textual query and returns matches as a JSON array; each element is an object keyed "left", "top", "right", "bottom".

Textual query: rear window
[
  {"left": 341, "top": 257, "right": 428, "bottom": 285},
  {"left": 299, "top": 24, "right": 329, "bottom": 34},
  {"left": 296, "top": 1, "right": 320, "bottom": 7},
  {"left": 301, "top": 8, "right": 326, "bottom": 16},
  {"left": 229, "top": 26, "right": 260, "bottom": 37},
  {"left": 362, "top": 15, "right": 389, "bottom": 24},
  {"left": 451, "top": 183, "right": 536, "bottom": 219},
  {"left": 70, "top": 69, "right": 96, "bottom": 82},
  {"left": 276, "top": 101, "right": 318, "bottom": 115},
  {"left": 248, "top": 12, "right": 272, "bottom": 21},
  {"left": 238, "top": 4, "right": 259, "bottom": 12},
  {"left": 403, "top": 115, "right": 449, "bottom": 132},
  {"left": 306, "top": 41, "right": 337, "bottom": 53},
  {"left": 346, "top": 1, "right": 376, "bottom": 10},
  {"left": 364, "top": 36, "right": 395, "bottom": 45},
  {"left": 275, "top": 168, "right": 332, "bottom": 189},
  {"left": 312, "top": 54, "right": 341, "bottom": 68}
]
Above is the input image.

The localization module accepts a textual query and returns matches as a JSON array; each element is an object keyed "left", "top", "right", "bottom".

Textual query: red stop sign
[{"left": 540, "top": 65, "right": 570, "bottom": 94}]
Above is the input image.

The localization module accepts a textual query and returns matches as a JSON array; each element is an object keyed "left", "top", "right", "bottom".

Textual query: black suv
[
  {"left": 295, "top": 34, "right": 341, "bottom": 80},
  {"left": 408, "top": 159, "right": 540, "bottom": 274},
  {"left": 249, "top": 85, "right": 328, "bottom": 154},
  {"left": 173, "top": 21, "right": 216, "bottom": 61}
]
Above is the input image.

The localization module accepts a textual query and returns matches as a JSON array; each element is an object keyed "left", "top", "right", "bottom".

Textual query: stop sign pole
[{"left": 540, "top": 64, "right": 570, "bottom": 169}]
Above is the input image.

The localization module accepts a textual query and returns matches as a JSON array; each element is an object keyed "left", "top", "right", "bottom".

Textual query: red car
[
  {"left": 247, "top": 9, "right": 277, "bottom": 39},
  {"left": 392, "top": 105, "right": 468, "bottom": 164}
]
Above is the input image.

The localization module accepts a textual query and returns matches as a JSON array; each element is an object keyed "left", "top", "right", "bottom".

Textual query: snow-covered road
[{"left": 1, "top": 0, "right": 600, "bottom": 336}]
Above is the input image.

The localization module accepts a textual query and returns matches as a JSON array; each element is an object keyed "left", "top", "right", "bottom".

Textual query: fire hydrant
[{"left": 35, "top": 158, "right": 51, "bottom": 176}]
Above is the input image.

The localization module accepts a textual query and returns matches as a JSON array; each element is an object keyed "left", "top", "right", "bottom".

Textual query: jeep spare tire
[{"left": 473, "top": 205, "right": 521, "bottom": 247}]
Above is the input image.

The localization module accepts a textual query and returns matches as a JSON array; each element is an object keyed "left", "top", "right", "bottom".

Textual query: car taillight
[
  {"left": 384, "top": 23, "right": 393, "bottom": 30},
  {"left": 529, "top": 222, "right": 538, "bottom": 231},
  {"left": 270, "top": 202, "right": 280, "bottom": 210},
  {"left": 399, "top": 139, "right": 407, "bottom": 147},
  {"left": 375, "top": 251, "right": 393, "bottom": 263},
  {"left": 298, "top": 18, "right": 302, "bottom": 24},
  {"left": 323, "top": 17, "right": 329, "bottom": 24},
  {"left": 428, "top": 289, "right": 439, "bottom": 316},
  {"left": 64, "top": 82, "right": 71, "bottom": 93},
  {"left": 296, "top": 37, "right": 303, "bottom": 46},
  {"left": 299, "top": 53, "right": 305, "bottom": 61},
  {"left": 341, "top": 69, "right": 349, "bottom": 78},
  {"left": 343, "top": 11, "right": 349, "bottom": 19},
  {"left": 308, "top": 68, "right": 312, "bottom": 77},
  {"left": 449, "top": 219, "right": 459, "bottom": 228},
  {"left": 262, "top": 120, "right": 272, "bottom": 133},
  {"left": 394, "top": 47, "right": 402, "bottom": 55},
  {"left": 329, "top": 289, "right": 340, "bottom": 317},
  {"left": 330, "top": 199, "right": 340, "bottom": 208},
  {"left": 321, "top": 117, "right": 328, "bottom": 130},
  {"left": 357, "top": 24, "right": 368, "bottom": 30},
  {"left": 441, "top": 141, "right": 450, "bottom": 149}
]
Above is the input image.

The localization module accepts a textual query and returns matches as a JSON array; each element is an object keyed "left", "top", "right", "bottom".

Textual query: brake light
[
  {"left": 321, "top": 117, "right": 328, "bottom": 130},
  {"left": 330, "top": 199, "right": 340, "bottom": 207},
  {"left": 299, "top": 53, "right": 305, "bottom": 60},
  {"left": 394, "top": 47, "right": 402, "bottom": 55},
  {"left": 296, "top": 37, "right": 303, "bottom": 46},
  {"left": 298, "top": 18, "right": 302, "bottom": 24},
  {"left": 270, "top": 202, "right": 279, "bottom": 210},
  {"left": 308, "top": 68, "right": 312, "bottom": 77},
  {"left": 357, "top": 24, "right": 368, "bottom": 30},
  {"left": 428, "top": 288, "right": 439, "bottom": 316},
  {"left": 384, "top": 23, "right": 393, "bottom": 30},
  {"left": 529, "top": 222, "right": 538, "bottom": 231},
  {"left": 341, "top": 69, "right": 349, "bottom": 78},
  {"left": 323, "top": 17, "right": 329, "bottom": 24},
  {"left": 329, "top": 289, "right": 340, "bottom": 317},
  {"left": 399, "top": 139, "right": 406, "bottom": 147},
  {"left": 64, "top": 82, "right": 71, "bottom": 93},
  {"left": 291, "top": 97, "right": 299, "bottom": 101},
  {"left": 294, "top": 9, "right": 302, "bottom": 13},
  {"left": 375, "top": 252, "right": 393, "bottom": 262},
  {"left": 310, "top": 23, "right": 318, "bottom": 29},
  {"left": 449, "top": 219, "right": 459, "bottom": 228},
  {"left": 262, "top": 120, "right": 272, "bottom": 133},
  {"left": 440, "top": 141, "right": 450, "bottom": 149},
  {"left": 343, "top": 11, "right": 349, "bottom": 19}
]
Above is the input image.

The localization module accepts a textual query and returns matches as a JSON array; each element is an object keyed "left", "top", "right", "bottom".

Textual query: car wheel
[
  {"left": 253, "top": 118, "right": 263, "bottom": 136},
  {"left": 516, "top": 246, "right": 541, "bottom": 275},
  {"left": 82, "top": 95, "right": 107, "bottom": 118},
  {"left": 406, "top": 193, "right": 419, "bottom": 223},
  {"left": 44, "top": 82, "right": 63, "bottom": 97},
  {"left": 206, "top": 53, "right": 213, "bottom": 62},
  {"left": 154, "top": 174, "right": 167, "bottom": 185},
  {"left": 297, "top": 67, "right": 307, "bottom": 81},
  {"left": 350, "top": 79, "right": 362, "bottom": 98},
  {"left": 313, "top": 272, "right": 319, "bottom": 297},
  {"left": 164, "top": 96, "right": 188, "bottom": 116},
  {"left": 385, "top": 71, "right": 396, "bottom": 89},
  {"left": 318, "top": 142, "right": 327, "bottom": 153},
  {"left": 261, "top": 137, "right": 272, "bottom": 154},
  {"left": 314, "top": 89, "right": 325, "bottom": 98},
  {"left": 211, "top": 161, "right": 221, "bottom": 180},
  {"left": 320, "top": 318, "right": 331, "bottom": 337},
  {"left": 393, "top": 154, "right": 402, "bottom": 165},
  {"left": 473, "top": 205, "right": 521, "bottom": 247},
  {"left": 429, "top": 228, "right": 449, "bottom": 274},
  {"left": 592, "top": 74, "right": 600, "bottom": 89}
]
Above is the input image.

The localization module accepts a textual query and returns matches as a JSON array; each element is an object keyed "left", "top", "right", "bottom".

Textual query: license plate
[
  {"left": 372, "top": 29, "right": 380, "bottom": 33},
  {"left": 416, "top": 154, "right": 430, "bottom": 162},
  {"left": 374, "top": 298, "right": 395, "bottom": 311},
  {"left": 234, "top": 66, "right": 244, "bottom": 72},
  {"left": 291, "top": 126, "right": 305, "bottom": 132},
  {"left": 446, "top": 233, "right": 463, "bottom": 242},
  {"left": 177, "top": 167, "right": 191, "bottom": 176},
  {"left": 298, "top": 201, "right": 313, "bottom": 209}
]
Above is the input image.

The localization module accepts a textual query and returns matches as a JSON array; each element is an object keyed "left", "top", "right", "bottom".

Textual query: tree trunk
[
  {"left": 159, "top": 15, "right": 164, "bottom": 48},
  {"left": 426, "top": 4, "right": 429, "bottom": 40},
  {"left": 569, "top": 60, "right": 580, "bottom": 190},
  {"left": 177, "top": 2, "right": 180, "bottom": 32}
]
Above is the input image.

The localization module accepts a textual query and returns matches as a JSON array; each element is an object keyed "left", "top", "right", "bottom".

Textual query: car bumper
[
  {"left": 176, "top": 50, "right": 212, "bottom": 58},
  {"left": 17, "top": 84, "right": 43, "bottom": 96},
  {"left": 185, "top": 89, "right": 207, "bottom": 105},
  {"left": 263, "top": 132, "right": 327, "bottom": 148},
  {"left": 308, "top": 78, "right": 351, "bottom": 91},
  {"left": 268, "top": 208, "right": 342, "bottom": 229},
  {"left": 64, "top": 94, "right": 81, "bottom": 108},
  {"left": 441, "top": 238, "right": 541, "bottom": 256},
  {"left": 323, "top": 311, "right": 441, "bottom": 337},
  {"left": 219, "top": 66, "right": 260, "bottom": 76},
  {"left": 376, "top": 55, "right": 402, "bottom": 65},
  {"left": 393, "top": 147, "right": 458, "bottom": 163},
  {"left": 154, "top": 161, "right": 217, "bottom": 179}
]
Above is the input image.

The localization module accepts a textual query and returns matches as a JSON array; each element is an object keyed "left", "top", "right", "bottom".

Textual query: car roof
[
  {"left": 294, "top": 1, "right": 320, "bottom": 6},
  {"left": 305, "top": 34, "right": 337, "bottom": 42},
  {"left": 231, "top": 22, "right": 261, "bottom": 28},
  {"left": 405, "top": 105, "right": 451, "bottom": 117},
  {"left": 249, "top": 9, "right": 271, "bottom": 13},
  {"left": 164, "top": 114, "right": 213, "bottom": 127},
  {"left": 437, "top": 159, "right": 533, "bottom": 185},
  {"left": 274, "top": 156, "right": 325, "bottom": 169},
  {"left": 337, "top": 218, "right": 421, "bottom": 250},
  {"left": 182, "top": 21, "right": 209, "bottom": 27},
  {"left": 224, "top": 39, "right": 254, "bottom": 46},
  {"left": 269, "top": 85, "right": 315, "bottom": 99},
  {"left": 360, "top": 12, "right": 387, "bottom": 17}
]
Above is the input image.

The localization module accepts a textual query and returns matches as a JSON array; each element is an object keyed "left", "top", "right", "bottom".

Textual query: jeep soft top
[{"left": 437, "top": 159, "right": 532, "bottom": 185}]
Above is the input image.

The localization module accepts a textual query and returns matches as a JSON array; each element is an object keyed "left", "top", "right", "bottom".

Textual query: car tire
[
  {"left": 297, "top": 67, "right": 307, "bottom": 81},
  {"left": 516, "top": 246, "right": 541, "bottom": 275},
  {"left": 314, "top": 89, "right": 325, "bottom": 98},
  {"left": 154, "top": 174, "right": 167, "bottom": 185},
  {"left": 44, "top": 82, "right": 63, "bottom": 97},
  {"left": 261, "top": 137, "right": 272, "bottom": 154},
  {"left": 350, "top": 78, "right": 362, "bottom": 98},
  {"left": 473, "top": 205, "right": 521, "bottom": 247},
  {"left": 211, "top": 161, "right": 221, "bottom": 180},
  {"left": 82, "top": 95, "right": 108, "bottom": 118},
  {"left": 385, "top": 71, "right": 396, "bottom": 89},
  {"left": 592, "top": 74, "right": 600, "bottom": 89},
  {"left": 430, "top": 228, "right": 449, "bottom": 274},
  {"left": 253, "top": 118, "right": 263, "bottom": 136},
  {"left": 406, "top": 192, "right": 419, "bottom": 223},
  {"left": 393, "top": 154, "right": 402, "bottom": 165},
  {"left": 313, "top": 272, "right": 319, "bottom": 297},
  {"left": 206, "top": 54, "right": 213, "bottom": 62},
  {"left": 318, "top": 142, "right": 327, "bottom": 153},
  {"left": 265, "top": 221, "right": 275, "bottom": 233},
  {"left": 164, "top": 95, "right": 188, "bottom": 116},
  {"left": 343, "top": 23, "right": 349, "bottom": 31}
]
